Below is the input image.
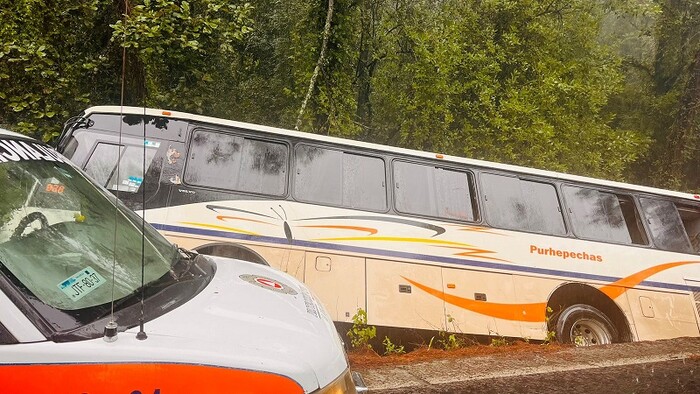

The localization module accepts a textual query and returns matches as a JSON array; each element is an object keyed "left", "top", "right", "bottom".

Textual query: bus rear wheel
[{"left": 555, "top": 304, "right": 618, "bottom": 346}]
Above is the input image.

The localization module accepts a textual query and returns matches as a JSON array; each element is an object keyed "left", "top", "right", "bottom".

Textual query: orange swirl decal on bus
[
  {"left": 0, "top": 363, "right": 304, "bottom": 394},
  {"left": 313, "top": 236, "right": 507, "bottom": 262},
  {"left": 438, "top": 245, "right": 511, "bottom": 263},
  {"left": 402, "top": 276, "right": 547, "bottom": 322},
  {"left": 301, "top": 225, "right": 379, "bottom": 235},
  {"left": 179, "top": 221, "right": 260, "bottom": 236},
  {"left": 216, "top": 215, "right": 276, "bottom": 225},
  {"left": 454, "top": 225, "right": 504, "bottom": 235},
  {"left": 404, "top": 260, "right": 700, "bottom": 323},
  {"left": 313, "top": 236, "right": 473, "bottom": 247},
  {"left": 598, "top": 260, "right": 700, "bottom": 299}
]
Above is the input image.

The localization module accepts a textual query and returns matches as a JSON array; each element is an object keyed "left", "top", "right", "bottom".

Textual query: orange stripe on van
[{"left": 0, "top": 363, "right": 304, "bottom": 394}]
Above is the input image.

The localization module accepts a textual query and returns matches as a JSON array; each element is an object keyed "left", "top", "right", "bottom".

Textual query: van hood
[{"left": 130, "top": 255, "right": 348, "bottom": 392}]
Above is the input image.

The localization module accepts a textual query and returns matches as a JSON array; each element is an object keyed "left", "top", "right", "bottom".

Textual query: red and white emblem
[
  {"left": 239, "top": 274, "right": 298, "bottom": 295},
  {"left": 255, "top": 277, "right": 283, "bottom": 289}
]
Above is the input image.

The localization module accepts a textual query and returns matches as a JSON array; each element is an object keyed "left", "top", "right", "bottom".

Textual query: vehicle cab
[{"left": 0, "top": 128, "right": 364, "bottom": 393}]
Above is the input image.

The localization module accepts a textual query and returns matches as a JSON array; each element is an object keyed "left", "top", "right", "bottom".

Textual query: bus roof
[{"left": 82, "top": 105, "right": 700, "bottom": 203}]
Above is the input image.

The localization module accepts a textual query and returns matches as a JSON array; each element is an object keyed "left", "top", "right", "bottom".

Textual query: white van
[{"left": 0, "top": 128, "right": 365, "bottom": 393}]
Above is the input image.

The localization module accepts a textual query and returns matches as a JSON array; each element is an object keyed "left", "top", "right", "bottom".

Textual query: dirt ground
[{"left": 349, "top": 337, "right": 700, "bottom": 393}]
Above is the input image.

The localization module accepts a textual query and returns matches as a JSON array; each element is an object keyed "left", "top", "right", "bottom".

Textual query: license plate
[{"left": 57, "top": 267, "right": 106, "bottom": 302}]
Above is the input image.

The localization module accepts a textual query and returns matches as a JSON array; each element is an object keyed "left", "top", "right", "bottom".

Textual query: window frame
[
  {"left": 560, "top": 183, "right": 650, "bottom": 247},
  {"left": 82, "top": 140, "right": 160, "bottom": 194},
  {"left": 182, "top": 127, "right": 291, "bottom": 198},
  {"left": 479, "top": 171, "right": 567, "bottom": 236},
  {"left": 638, "top": 195, "right": 700, "bottom": 255},
  {"left": 291, "top": 142, "right": 389, "bottom": 213},
  {"left": 392, "top": 158, "right": 480, "bottom": 223}
]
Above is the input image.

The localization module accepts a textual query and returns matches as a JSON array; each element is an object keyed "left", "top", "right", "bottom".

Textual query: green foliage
[
  {"left": 543, "top": 306, "right": 557, "bottom": 344},
  {"left": 111, "top": 0, "right": 254, "bottom": 113},
  {"left": 490, "top": 337, "right": 510, "bottom": 347},
  {"left": 437, "top": 332, "right": 465, "bottom": 351},
  {"left": 347, "top": 308, "right": 376, "bottom": 350},
  {"left": 1, "top": 0, "right": 698, "bottom": 189},
  {"left": 0, "top": 0, "right": 106, "bottom": 140},
  {"left": 382, "top": 336, "right": 405, "bottom": 356}
]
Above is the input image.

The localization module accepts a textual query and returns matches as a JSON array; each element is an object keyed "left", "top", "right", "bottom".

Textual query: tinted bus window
[
  {"left": 84, "top": 143, "right": 157, "bottom": 193},
  {"left": 563, "top": 186, "right": 646, "bottom": 245},
  {"left": 640, "top": 198, "right": 696, "bottom": 253},
  {"left": 84, "top": 143, "right": 122, "bottom": 186},
  {"left": 294, "top": 145, "right": 386, "bottom": 211},
  {"left": 481, "top": 173, "right": 565, "bottom": 235},
  {"left": 394, "top": 161, "right": 477, "bottom": 221},
  {"left": 185, "top": 130, "right": 288, "bottom": 196}
]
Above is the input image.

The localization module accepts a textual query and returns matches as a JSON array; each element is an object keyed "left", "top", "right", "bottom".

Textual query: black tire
[{"left": 555, "top": 304, "right": 618, "bottom": 346}]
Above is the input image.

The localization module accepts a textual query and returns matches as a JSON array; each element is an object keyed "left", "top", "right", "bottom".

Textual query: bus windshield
[{"left": 0, "top": 149, "right": 177, "bottom": 325}]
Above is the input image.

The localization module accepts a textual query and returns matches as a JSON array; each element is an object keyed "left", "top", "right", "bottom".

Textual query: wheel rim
[{"left": 570, "top": 318, "right": 612, "bottom": 346}]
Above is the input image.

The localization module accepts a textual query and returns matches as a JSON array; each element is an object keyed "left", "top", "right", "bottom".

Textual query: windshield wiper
[{"left": 169, "top": 247, "right": 200, "bottom": 279}]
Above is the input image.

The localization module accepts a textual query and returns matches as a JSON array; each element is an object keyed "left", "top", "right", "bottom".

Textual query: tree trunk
[
  {"left": 658, "top": 47, "right": 700, "bottom": 190},
  {"left": 295, "top": 0, "right": 335, "bottom": 131}
]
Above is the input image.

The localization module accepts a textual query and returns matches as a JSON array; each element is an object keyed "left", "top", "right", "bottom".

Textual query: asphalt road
[{"left": 353, "top": 337, "right": 700, "bottom": 393}]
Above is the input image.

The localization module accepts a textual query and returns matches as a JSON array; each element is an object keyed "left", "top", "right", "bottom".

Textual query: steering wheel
[{"left": 11, "top": 212, "right": 50, "bottom": 240}]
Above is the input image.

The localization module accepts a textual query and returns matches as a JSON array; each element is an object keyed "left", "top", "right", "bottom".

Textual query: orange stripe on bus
[
  {"left": 301, "top": 225, "right": 378, "bottom": 235},
  {"left": 404, "top": 260, "right": 700, "bottom": 323},
  {"left": 402, "top": 276, "right": 547, "bottom": 322},
  {"left": 216, "top": 215, "right": 275, "bottom": 225},
  {"left": 0, "top": 363, "right": 304, "bottom": 394},
  {"left": 599, "top": 260, "right": 700, "bottom": 299},
  {"left": 179, "top": 221, "right": 260, "bottom": 236},
  {"left": 313, "top": 236, "right": 474, "bottom": 247}
]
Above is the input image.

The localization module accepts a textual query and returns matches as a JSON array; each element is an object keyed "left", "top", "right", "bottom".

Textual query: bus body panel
[{"left": 57, "top": 107, "right": 700, "bottom": 344}]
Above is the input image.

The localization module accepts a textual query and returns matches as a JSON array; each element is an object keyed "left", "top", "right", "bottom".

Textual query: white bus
[{"left": 57, "top": 106, "right": 700, "bottom": 346}]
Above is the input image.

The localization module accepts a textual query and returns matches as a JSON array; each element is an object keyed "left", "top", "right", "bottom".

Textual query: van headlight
[{"left": 315, "top": 369, "right": 358, "bottom": 394}]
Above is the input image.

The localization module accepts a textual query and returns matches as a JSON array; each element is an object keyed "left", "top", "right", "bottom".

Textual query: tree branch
[{"left": 295, "top": 0, "right": 335, "bottom": 131}]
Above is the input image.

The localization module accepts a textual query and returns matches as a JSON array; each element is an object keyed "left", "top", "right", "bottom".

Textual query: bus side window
[
  {"left": 184, "top": 130, "right": 288, "bottom": 196},
  {"left": 394, "top": 161, "right": 477, "bottom": 221},
  {"left": 686, "top": 211, "right": 700, "bottom": 254},
  {"left": 563, "top": 186, "right": 647, "bottom": 246},
  {"left": 294, "top": 145, "right": 386, "bottom": 211},
  {"left": 84, "top": 142, "right": 159, "bottom": 193},
  {"left": 480, "top": 173, "right": 565, "bottom": 235},
  {"left": 640, "top": 198, "right": 698, "bottom": 254}
]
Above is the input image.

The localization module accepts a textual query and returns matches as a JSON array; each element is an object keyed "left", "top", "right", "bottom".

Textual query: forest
[{"left": 1, "top": 0, "right": 699, "bottom": 192}]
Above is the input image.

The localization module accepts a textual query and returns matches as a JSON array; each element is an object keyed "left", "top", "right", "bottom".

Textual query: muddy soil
[{"left": 349, "top": 337, "right": 700, "bottom": 393}]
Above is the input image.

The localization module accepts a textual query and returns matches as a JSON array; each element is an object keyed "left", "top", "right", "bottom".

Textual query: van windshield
[{"left": 0, "top": 139, "right": 177, "bottom": 329}]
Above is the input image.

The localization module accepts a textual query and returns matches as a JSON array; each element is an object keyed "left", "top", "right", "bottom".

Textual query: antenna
[
  {"left": 136, "top": 97, "right": 148, "bottom": 341},
  {"left": 105, "top": 0, "right": 132, "bottom": 343}
]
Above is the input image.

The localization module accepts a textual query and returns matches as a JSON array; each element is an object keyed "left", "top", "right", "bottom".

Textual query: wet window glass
[
  {"left": 184, "top": 130, "right": 288, "bottom": 196},
  {"left": 86, "top": 114, "right": 188, "bottom": 139},
  {"left": 0, "top": 156, "right": 175, "bottom": 330},
  {"left": 394, "top": 161, "right": 477, "bottom": 221},
  {"left": 294, "top": 145, "right": 386, "bottom": 211},
  {"left": 84, "top": 143, "right": 157, "bottom": 193},
  {"left": 563, "top": 186, "right": 645, "bottom": 245},
  {"left": 84, "top": 143, "right": 122, "bottom": 186},
  {"left": 639, "top": 198, "right": 693, "bottom": 253},
  {"left": 481, "top": 173, "right": 565, "bottom": 235}
]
